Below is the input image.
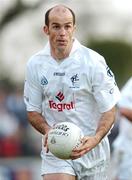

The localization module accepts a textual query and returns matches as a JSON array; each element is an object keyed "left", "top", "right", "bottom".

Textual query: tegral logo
[
  {"left": 55, "top": 92, "right": 64, "bottom": 102},
  {"left": 49, "top": 92, "right": 75, "bottom": 112}
]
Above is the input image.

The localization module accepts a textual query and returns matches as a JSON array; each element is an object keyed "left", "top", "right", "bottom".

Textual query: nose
[{"left": 59, "top": 27, "right": 66, "bottom": 36}]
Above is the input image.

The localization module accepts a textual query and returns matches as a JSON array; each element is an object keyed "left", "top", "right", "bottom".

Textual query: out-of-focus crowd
[{"left": 0, "top": 81, "right": 41, "bottom": 158}]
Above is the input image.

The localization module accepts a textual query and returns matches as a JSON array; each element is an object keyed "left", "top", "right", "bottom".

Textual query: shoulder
[
  {"left": 79, "top": 44, "right": 106, "bottom": 66},
  {"left": 26, "top": 49, "right": 48, "bottom": 69}
]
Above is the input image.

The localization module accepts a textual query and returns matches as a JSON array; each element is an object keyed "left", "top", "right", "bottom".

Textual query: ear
[{"left": 43, "top": 25, "right": 49, "bottom": 35}]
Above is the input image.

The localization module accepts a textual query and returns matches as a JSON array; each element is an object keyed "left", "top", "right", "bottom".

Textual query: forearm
[
  {"left": 71, "top": 107, "right": 116, "bottom": 159},
  {"left": 27, "top": 111, "right": 51, "bottom": 135},
  {"left": 120, "top": 107, "right": 132, "bottom": 122},
  {"left": 95, "top": 107, "right": 116, "bottom": 142}
]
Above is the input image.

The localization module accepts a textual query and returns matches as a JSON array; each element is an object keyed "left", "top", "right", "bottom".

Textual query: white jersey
[{"left": 24, "top": 39, "right": 120, "bottom": 136}]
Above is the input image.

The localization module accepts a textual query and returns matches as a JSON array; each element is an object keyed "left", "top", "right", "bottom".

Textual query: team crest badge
[
  {"left": 41, "top": 75, "right": 48, "bottom": 85},
  {"left": 69, "top": 74, "right": 80, "bottom": 88}
]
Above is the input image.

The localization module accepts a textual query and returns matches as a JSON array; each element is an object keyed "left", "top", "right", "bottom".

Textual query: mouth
[{"left": 57, "top": 40, "right": 67, "bottom": 46}]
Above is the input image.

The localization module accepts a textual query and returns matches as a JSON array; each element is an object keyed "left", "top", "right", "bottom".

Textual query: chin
[{"left": 57, "top": 45, "right": 67, "bottom": 51}]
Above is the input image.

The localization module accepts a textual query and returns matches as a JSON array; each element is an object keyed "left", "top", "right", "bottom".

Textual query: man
[
  {"left": 112, "top": 77, "right": 132, "bottom": 180},
  {"left": 24, "top": 4, "right": 120, "bottom": 180},
  {"left": 120, "top": 107, "right": 132, "bottom": 121}
]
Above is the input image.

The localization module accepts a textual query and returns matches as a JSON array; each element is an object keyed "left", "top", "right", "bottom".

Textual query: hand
[
  {"left": 71, "top": 135, "right": 100, "bottom": 159},
  {"left": 43, "top": 133, "right": 49, "bottom": 153},
  {"left": 43, "top": 128, "right": 51, "bottom": 153}
]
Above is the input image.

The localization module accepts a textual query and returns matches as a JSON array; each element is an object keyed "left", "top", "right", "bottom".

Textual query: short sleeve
[
  {"left": 92, "top": 57, "right": 120, "bottom": 113},
  {"left": 24, "top": 60, "right": 43, "bottom": 113}
]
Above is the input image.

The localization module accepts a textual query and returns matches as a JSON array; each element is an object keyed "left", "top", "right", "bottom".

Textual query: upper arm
[
  {"left": 24, "top": 61, "right": 43, "bottom": 113},
  {"left": 91, "top": 58, "right": 120, "bottom": 113}
]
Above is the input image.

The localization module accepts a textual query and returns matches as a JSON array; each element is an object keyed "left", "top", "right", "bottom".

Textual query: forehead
[{"left": 49, "top": 6, "right": 73, "bottom": 24}]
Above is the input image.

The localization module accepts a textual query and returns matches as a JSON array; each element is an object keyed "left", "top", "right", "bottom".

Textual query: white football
[{"left": 47, "top": 122, "right": 83, "bottom": 159}]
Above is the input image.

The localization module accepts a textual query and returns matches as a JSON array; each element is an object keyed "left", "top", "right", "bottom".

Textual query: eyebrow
[{"left": 51, "top": 22, "right": 73, "bottom": 25}]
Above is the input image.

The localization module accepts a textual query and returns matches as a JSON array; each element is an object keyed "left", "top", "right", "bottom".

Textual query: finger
[
  {"left": 81, "top": 136, "right": 89, "bottom": 143},
  {"left": 44, "top": 135, "right": 48, "bottom": 147},
  {"left": 73, "top": 143, "right": 90, "bottom": 152},
  {"left": 44, "top": 135, "right": 49, "bottom": 153},
  {"left": 71, "top": 149, "right": 87, "bottom": 159},
  {"left": 46, "top": 147, "right": 49, "bottom": 153}
]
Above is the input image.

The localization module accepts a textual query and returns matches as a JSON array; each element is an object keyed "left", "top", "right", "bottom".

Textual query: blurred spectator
[
  {"left": 0, "top": 88, "right": 22, "bottom": 157},
  {"left": 111, "top": 77, "right": 132, "bottom": 180},
  {"left": 6, "top": 86, "right": 28, "bottom": 128},
  {"left": 14, "top": 168, "right": 32, "bottom": 180},
  {"left": 0, "top": 81, "right": 41, "bottom": 157},
  {"left": 0, "top": 166, "right": 32, "bottom": 180},
  {"left": 0, "top": 166, "right": 14, "bottom": 180}
]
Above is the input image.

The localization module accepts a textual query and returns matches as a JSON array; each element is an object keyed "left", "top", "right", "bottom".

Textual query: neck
[
  {"left": 51, "top": 40, "right": 74, "bottom": 60},
  {"left": 51, "top": 50, "right": 69, "bottom": 60}
]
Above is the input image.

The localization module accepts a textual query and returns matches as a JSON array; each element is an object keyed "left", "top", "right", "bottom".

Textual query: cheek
[
  {"left": 49, "top": 33, "right": 56, "bottom": 39},
  {"left": 49, "top": 33, "right": 56, "bottom": 43},
  {"left": 68, "top": 31, "right": 74, "bottom": 39}
]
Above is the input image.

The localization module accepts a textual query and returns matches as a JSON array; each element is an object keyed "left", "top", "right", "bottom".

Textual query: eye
[
  {"left": 53, "top": 25, "right": 60, "bottom": 30},
  {"left": 65, "top": 25, "right": 72, "bottom": 30}
]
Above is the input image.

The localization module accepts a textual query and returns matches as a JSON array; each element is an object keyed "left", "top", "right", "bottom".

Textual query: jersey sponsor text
[{"left": 49, "top": 100, "right": 75, "bottom": 112}]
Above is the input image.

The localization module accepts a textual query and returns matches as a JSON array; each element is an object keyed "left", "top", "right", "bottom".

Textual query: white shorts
[{"left": 41, "top": 138, "right": 110, "bottom": 180}]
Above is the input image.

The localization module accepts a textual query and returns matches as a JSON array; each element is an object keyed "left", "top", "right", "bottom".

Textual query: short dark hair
[{"left": 45, "top": 6, "right": 76, "bottom": 26}]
